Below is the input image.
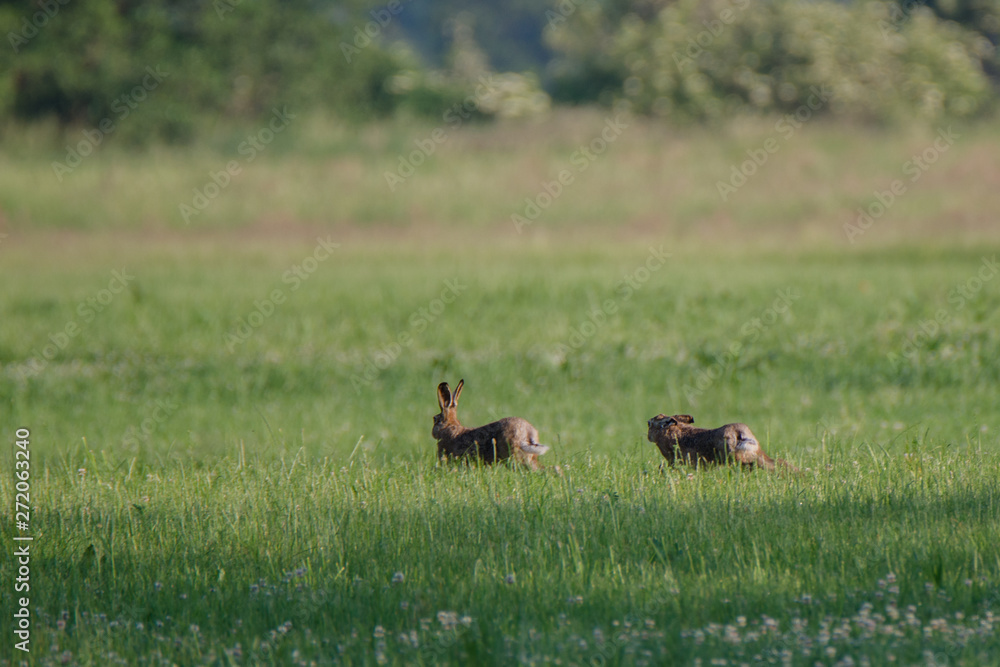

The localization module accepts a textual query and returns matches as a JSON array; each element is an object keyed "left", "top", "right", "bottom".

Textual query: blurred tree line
[
  {"left": 546, "top": 0, "right": 998, "bottom": 121},
  {"left": 0, "top": 0, "right": 432, "bottom": 142},
  {"left": 1, "top": 0, "right": 997, "bottom": 141}
]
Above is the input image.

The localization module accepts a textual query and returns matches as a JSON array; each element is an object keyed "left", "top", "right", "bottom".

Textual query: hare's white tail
[{"left": 519, "top": 443, "right": 550, "bottom": 456}]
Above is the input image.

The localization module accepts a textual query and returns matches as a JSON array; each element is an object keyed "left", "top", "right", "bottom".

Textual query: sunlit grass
[{"left": 3, "top": 237, "right": 999, "bottom": 459}]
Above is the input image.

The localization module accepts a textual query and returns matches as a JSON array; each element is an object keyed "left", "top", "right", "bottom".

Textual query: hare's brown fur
[
  {"left": 647, "top": 414, "right": 795, "bottom": 471},
  {"left": 433, "top": 380, "right": 549, "bottom": 470}
]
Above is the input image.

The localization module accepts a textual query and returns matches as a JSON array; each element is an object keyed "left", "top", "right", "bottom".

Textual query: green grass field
[{"left": 2, "top": 112, "right": 1000, "bottom": 665}]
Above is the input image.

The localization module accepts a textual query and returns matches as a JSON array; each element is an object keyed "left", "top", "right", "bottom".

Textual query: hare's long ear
[
  {"left": 451, "top": 379, "right": 464, "bottom": 407},
  {"left": 676, "top": 414, "right": 694, "bottom": 424},
  {"left": 437, "top": 382, "right": 451, "bottom": 411}
]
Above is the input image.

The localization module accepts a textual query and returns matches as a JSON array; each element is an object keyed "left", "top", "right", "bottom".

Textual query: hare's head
[
  {"left": 647, "top": 413, "right": 694, "bottom": 441},
  {"left": 432, "top": 379, "right": 464, "bottom": 440}
]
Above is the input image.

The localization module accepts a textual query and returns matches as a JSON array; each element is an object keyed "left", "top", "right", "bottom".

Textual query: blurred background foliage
[{"left": 0, "top": 0, "right": 998, "bottom": 142}]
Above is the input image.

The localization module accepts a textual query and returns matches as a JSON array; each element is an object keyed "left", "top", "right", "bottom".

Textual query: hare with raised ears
[
  {"left": 647, "top": 414, "right": 796, "bottom": 471},
  {"left": 432, "top": 380, "right": 549, "bottom": 470}
]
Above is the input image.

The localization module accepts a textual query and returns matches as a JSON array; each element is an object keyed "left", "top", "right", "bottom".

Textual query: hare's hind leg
[
  {"left": 753, "top": 453, "right": 777, "bottom": 471},
  {"left": 511, "top": 444, "right": 536, "bottom": 470}
]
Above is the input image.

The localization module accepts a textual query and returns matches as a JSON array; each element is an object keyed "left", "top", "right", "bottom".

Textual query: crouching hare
[
  {"left": 432, "top": 380, "right": 549, "bottom": 470},
  {"left": 646, "top": 414, "right": 796, "bottom": 471}
]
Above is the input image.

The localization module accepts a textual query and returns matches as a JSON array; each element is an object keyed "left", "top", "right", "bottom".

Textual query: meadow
[{"left": 1, "top": 111, "right": 1000, "bottom": 665}]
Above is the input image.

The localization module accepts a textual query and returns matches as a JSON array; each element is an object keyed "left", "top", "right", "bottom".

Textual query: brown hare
[
  {"left": 647, "top": 414, "right": 796, "bottom": 471},
  {"left": 432, "top": 380, "right": 549, "bottom": 470}
]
